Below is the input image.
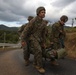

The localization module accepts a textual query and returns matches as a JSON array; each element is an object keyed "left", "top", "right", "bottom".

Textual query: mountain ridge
[{"left": 0, "top": 24, "right": 18, "bottom": 31}]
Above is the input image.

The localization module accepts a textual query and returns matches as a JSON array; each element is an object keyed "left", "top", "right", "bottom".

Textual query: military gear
[
  {"left": 36, "top": 6, "right": 45, "bottom": 15},
  {"left": 60, "top": 15, "right": 68, "bottom": 22},
  {"left": 30, "top": 46, "right": 67, "bottom": 60},
  {"left": 37, "top": 68, "right": 45, "bottom": 73},
  {"left": 43, "top": 20, "right": 48, "bottom": 24},
  {"left": 34, "top": 65, "right": 45, "bottom": 74},
  {"left": 57, "top": 48, "right": 67, "bottom": 59},
  {"left": 18, "top": 16, "right": 33, "bottom": 35},
  {"left": 43, "top": 48, "right": 66, "bottom": 59},
  {"left": 18, "top": 23, "right": 28, "bottom": 35},
  {"left": 28, "top": 16, "right": 33, "bottom": 21}
]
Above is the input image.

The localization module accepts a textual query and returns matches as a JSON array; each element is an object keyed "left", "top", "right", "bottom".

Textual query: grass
[
  {"left": 65, "top": 27, "right": 76, "bottom": 33},
  {"left": 65, "top": 28, "right": 76, "bottom": 59}
]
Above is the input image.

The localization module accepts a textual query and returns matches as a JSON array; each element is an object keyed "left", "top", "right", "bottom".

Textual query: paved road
[{"left": 0, "top": 49, "right": 76, "bottom": 75}]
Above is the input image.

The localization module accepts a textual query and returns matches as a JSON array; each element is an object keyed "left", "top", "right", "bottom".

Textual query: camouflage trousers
[
  {"left": 23, "top": 41, "right": 30, "bottom": 60},
  {"left": 29, "top": 39, "right": 43, "bottom": 68}
]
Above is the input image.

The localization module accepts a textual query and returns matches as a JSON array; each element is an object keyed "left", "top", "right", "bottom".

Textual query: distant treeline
[
  {"left": 65, "top": 27, "right": 76, "bottom": 33},
  {"left": 0, "top": 26, "right": 76, "bottom": 44},
  {"left": 0, "top": 30, "right": 19, "bottom": 43}
]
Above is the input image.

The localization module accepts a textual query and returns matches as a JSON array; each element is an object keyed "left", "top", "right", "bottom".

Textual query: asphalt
[{"left": 0, "top": 49, "right": 76, "bottom": 75}]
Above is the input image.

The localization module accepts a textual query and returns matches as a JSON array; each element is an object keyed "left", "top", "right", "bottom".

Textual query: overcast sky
[{"left": 0, "top": 0, "right": 76, "bottom": 27}]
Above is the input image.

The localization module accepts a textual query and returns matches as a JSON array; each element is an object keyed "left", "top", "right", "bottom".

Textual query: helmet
[
  {"left": 28, "top": 16, "right": 33, "bottom": 21},
  {"left": 60, "top": 15, "right": 68, "bottom": 22},
  {"left": 44, "top": 20, "right": 48, "bottom": 24},
  {"left": 36, "top": 6, "right": 45, "bottom": 15}
]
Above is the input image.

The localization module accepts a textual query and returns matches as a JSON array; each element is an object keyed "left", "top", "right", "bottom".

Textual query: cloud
[
  {"left": 0, "top": 0, "right": 26, "bottom": 21},
  {"left": 0, "top": 0, "right": 76, "bottom": 27},
  {"left": 51, "top": 0, "right": 76, "bottom": 7}
]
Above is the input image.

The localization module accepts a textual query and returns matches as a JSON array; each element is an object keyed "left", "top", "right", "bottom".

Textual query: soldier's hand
[
  {"left": 50, "top": 42, "right": 53, "bottom": 44},
  {"left": 21, "top": 41, "right": 26, "bottom": 47},
  {"left": 42, "top": 43, "right": 46, "bottom": 49}
]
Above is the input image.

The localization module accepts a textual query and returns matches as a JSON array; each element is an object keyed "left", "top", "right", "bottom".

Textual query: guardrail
[{"left": 0, "top": 43, "right": 21, "bottom": 48}]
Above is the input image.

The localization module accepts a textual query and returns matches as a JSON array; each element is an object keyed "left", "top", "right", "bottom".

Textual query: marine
[
  {"left": 18, "top": 16, "right": 33, "bottom": 66},
  {"left": 49, "top": 15, "right": 68, "bottom": 65},
  {"left": 21, "top": 6, "right": 47, "bottom": 73}
]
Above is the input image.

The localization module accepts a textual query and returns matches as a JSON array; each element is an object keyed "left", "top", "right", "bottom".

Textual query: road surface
[{"left": 0, "top": 49, "right": 76, "bottom": 75}]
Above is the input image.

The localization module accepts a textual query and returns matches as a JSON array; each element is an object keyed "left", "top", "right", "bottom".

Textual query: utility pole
[
  {"left": 72, "top": 18, "right": 74, "bottom": 27},
  {"left": 72, "top": 18, "right": 76, "bottom": 27}
]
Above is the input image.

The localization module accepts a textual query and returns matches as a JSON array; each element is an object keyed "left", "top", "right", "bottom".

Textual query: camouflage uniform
[
  {"left": 48, "top": 15, "right": 68, "bottom": 66},
  {"left": 50, "top": 21, "right": 65, "bottom": 49},
  {"left": 22, "top": 7, "right": 48, "bottom": 71},
  {"left": 18, "top": 16, "right": 33, "bottom": 61},
  {"left": 50, "top": 15, "right": 68, "bottom": 50},
  {"left": 22, "top": 16, "right": 47, "bottom": 67}
]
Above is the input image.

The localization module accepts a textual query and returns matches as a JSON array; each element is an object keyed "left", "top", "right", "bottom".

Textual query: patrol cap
[
  {"left": 36, "top": 6, "right": 45, "bottom": 15},
  {"left": 60, "top": 15, "right": 68, "bottom": 22},
  {"left": 28, "top": 16, "right": 34, "bottom": 21}
]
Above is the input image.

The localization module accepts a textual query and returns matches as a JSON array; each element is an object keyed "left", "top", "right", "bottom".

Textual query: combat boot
[
  {"left": 33, "top": 65, "right": 40, "bottom": 69},
  {"left": 34, "top": 65, "right": 45, "bottom": 73},
  {"left": 37, "top": 67, "right": 45, "bottom": 73},
  {"left": 25, "top": 60, "right": 30, "bottom": 66},
  {"left": 51, "top": 60, "right": 59, "bottom": 66},
  {"left": 37, "top": 68, "right": 45, "bottom": 73}
]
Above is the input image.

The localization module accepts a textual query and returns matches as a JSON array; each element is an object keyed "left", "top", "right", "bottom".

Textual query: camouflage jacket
[
  {"left": 50, "top": 21, "right": 66, "bottom": 42},
  {"left": 21, "top": 16, "right": 48, "bottom": 43},
  {"left": 18, "top": 23, "right": 28, "bottom": 36}
]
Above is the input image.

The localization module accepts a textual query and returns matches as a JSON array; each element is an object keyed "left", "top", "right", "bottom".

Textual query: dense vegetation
[{"left": 0, "top": 30, "right": 19, "bottom": 43}]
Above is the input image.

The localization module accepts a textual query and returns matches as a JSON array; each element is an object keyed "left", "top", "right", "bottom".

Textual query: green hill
[{"left": 0, "top": 24, "right": 18, "bottom": 31}]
